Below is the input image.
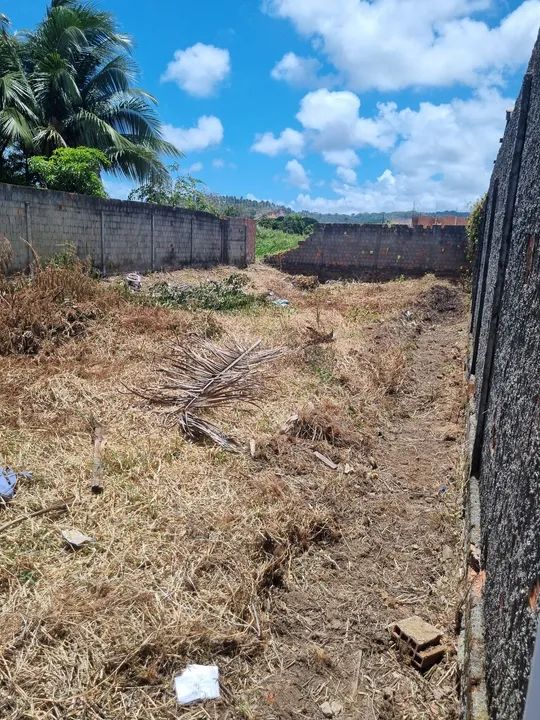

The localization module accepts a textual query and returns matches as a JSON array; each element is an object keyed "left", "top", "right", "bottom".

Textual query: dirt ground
[{"left": 0, "top": 264, "right": 467, "bottom": 719}]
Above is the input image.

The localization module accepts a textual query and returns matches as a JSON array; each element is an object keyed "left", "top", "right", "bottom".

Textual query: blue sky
[{"left": 4, "top": 0, "right": 540, "bottom": 212}]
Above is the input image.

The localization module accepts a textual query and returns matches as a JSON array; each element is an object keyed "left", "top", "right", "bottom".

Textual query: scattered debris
[
  {"left": 343, "top": 463, "right": 354, "bottom": 475},
  {"left": 442, "top": 544, "right": 453, "bottom": 561},
  {"left": 90, "top": 424, "right": 106, "bottom": 494},
  {"left": 468, "top": 542, "right": 481, "bottom": 572},
  {"left": 131, "top": 337, "right": 283, "bottom": 452},
  {"left": 305, "top": 325, "right": 335, "bottom": 345},
  {"left": 389, "top": 616, "right": 445, "bottom": 671},
  {"left": 442, "top": 425, "right": 460, "bottom": 442},
  {"left": 0, "top": 467, "right": 31, "bottom": 502},
  {"left": 0, "top": 497, "right": 74, "bottom": 536},
  {"left": 314, "top": 451, "right": 339, "bottom": 470},
  {"left": 292, "top": 274, "right": 319, "bottom": 291},
  {"left": 124, "top": 272, "right": 142, "bottom": 292},
  {"left": 267, "top": 291, "right": 290, "bottom": 307},
  {"left": 249, "top": 439, "right": 257, "bottom": 458},
  {"left": 320, "top": 700, "right": 343, "bottom": 717},
  {"left": 0, "top": 467, "right": 17, "bottom": 501},
  {"left": 415, "top": 284, "right": 462, "bottom": 319},
  {"left": 282, "top": 402, "right": 366, "bottom": 449},
  {"left": 174, "top": 664, "right": 220, "bottom": 705},
  {"left": 62, "top": 529, "right": 96, "bottom": 549}
]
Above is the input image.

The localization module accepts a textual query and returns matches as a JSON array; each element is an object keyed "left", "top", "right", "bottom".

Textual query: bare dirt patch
[{"left": 0, "top": 265, "right": 467, "bottom": 719}]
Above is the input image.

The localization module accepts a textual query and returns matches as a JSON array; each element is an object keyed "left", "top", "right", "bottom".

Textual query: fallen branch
[
  {"left": 130, "top": 337, "right": 283, "bottom": 451},
  {"left": 90, "top": 424, "right": 106, "bottom": 494},
  {"left": 0, "top": 497, "right": 75, "bottom": 535}
]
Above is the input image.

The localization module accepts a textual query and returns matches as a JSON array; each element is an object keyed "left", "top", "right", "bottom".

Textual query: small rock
[
  {"left": 442, "top": 545, "right": 453, "bottom": 561},
  {"left": 320, "top": 700, "right": 343, "bottom": 717}
]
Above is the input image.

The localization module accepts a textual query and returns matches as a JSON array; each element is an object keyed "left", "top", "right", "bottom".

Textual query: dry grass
[
  {"left": 0, "top": 260, "right": 113, "bottom": 356},
  {"left": 0, "top": 264, "right": 466, "bottom": 719}
]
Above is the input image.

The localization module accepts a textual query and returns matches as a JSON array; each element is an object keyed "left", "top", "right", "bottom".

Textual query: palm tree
[
  {"left": 0, "top": 15, "right": 37, "bottom": 176},
  {"left": 0, "top": 0, "right": 179, "bottom": 183}
]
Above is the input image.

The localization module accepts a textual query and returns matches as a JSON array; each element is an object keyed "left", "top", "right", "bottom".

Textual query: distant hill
[{"left": 207, "top": 194, "right": 468, "bottom": 223}]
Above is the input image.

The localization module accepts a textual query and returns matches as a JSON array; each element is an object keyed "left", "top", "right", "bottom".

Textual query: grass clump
[
  {"left": 256, "top": 226, "right": 304, "bottom": 259},
  {"left": 148, "top": 273, "right": 265, "bottom": 312},
  {"left": 0, "top": 258, "right": 103, "bottom": 356}
]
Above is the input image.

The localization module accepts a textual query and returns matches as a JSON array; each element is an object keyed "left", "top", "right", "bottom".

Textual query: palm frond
[
  {"left": 131, "top": 338, "right": 284, "bottom": 451},
  {"left": 33, "top": 123, "right": 68, "bottom": 149},
  {"left": 0, "top": 107, "right": 35, "bottom": 145}
]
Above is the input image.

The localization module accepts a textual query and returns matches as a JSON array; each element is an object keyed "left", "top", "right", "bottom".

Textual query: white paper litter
[
  {"left": 174, "top": 664, "right": 220, "bottom": 705},
  {"left": 61, "top": 529, "right": 96, "bottom": 548}
]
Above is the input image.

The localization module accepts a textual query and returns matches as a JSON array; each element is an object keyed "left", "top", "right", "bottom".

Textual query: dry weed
[
  {"left": 0, "top": 264, "right": 465, "bottom": 719},
  {"left": 0, "top": 261, "right": 112, "bottom": 355}
]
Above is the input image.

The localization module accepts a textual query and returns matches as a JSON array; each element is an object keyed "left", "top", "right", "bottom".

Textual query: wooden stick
[
  {"left": 90, "top": 424, "right": 106, "bottom": 494},
  {"left": 0, "top": 497, "right": 74, "bottom": 536}
]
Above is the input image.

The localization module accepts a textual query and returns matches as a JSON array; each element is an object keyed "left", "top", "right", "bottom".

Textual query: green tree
[
  {"left": 29, "top": 146, "right": 110, "bottom": 197},
  {"left": 129, "top": 166, "right": 220, "bottom": 215},
  {"left": 466, "top": 195, "right": 487, "bottom": 263},
  {"left": 0, "top": 1, "right": 180, "bottom": 184},
  {"left": 0, "top": 15, "right": 37, "bottom": 181}
]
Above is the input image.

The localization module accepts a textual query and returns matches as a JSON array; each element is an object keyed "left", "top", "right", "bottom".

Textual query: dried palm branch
[{"left": 131, "top": 337, "right": 283, "bottom": 451}]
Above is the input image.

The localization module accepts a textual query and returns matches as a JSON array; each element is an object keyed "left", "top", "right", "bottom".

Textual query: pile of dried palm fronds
[{"left": 132, "top": 337, "right": 283, "bottom": 451}]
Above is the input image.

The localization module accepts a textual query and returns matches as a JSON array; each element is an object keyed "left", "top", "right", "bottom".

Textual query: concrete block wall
[
  {"left": 0, "top": 182, "right": 253, "bottom": 273},
  {"left": 267, "top": 222, "right": 467, "bottom": 280},
  {"left": 466, "top": 29, "right": 540, "bottom": 720}
]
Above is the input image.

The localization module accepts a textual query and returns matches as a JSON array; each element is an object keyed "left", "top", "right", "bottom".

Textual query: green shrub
[
  {"left": 256, "top": 226, "right": 304, "bottom": 258},
  {"left": 466, "top": 195, "right": 487, "bottom": 263},
  {"left": 29, "top": 147, "right": 110, "bottom": 198},
  {"left": 148, "top": 274, "right": 265, "bottom": 312}
]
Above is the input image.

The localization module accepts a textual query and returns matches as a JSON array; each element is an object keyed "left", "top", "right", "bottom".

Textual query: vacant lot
[{"left": 0, "top": 263, "right": 466, "bottom": 719}]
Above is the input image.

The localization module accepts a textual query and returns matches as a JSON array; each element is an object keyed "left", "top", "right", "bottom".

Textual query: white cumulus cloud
[
  {"left": 162, "top": 43, "right": 231, "bottom": 97},
  {"left": 297, "top": 89, "right": 397, "bottom": 152},
  {"left": 162, "top": 116, "right": 224, "bottom": 153},
  {"left": 271, "top": 51, "right": 337, "bottom": 88},
  {"left": 336, "top": 166, "right": 357, "bottom": 184},
  {"left": 293, "top": 87, "right": 510, "bottom": 212},
  {"left": 266, "top": 0, "right": 540, "bottom": 91},
  {"left": 187, "top": 162, "right": 204, "bottom": 173},
  {"left": 251, "top": 128, "right": 305, "bottom": 156},
  {"left": 322, "top": 149, "right": 360, "bottom": 168},
  {"left": 286, "top": 159, "right": 310, "bottom": 189}
]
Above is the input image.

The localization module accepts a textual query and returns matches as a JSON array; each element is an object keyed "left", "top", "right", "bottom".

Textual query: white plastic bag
[{"left": 174, "top": 664, "right": 220, "bottom": 705}]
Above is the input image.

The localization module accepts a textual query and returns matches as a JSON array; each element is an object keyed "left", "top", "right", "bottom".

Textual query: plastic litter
[
  {"left": 0, "top": 467, "right": 32, "bottom": 502},
  {"left": 267, "top": 291, "right": 290, "bottom": 307},
  {"left": 62, "top": 529, "right": 96, "bottom": 549},
  {"left": 125, "top": 272, "right": 142, "bottom": 292},
  {"left": 174, "top": 664, "right": 220, "bottom": 705}
]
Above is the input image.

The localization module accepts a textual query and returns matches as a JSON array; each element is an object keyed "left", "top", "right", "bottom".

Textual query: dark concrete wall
[
  {"left": 468, "top": 29, "right": 540, "bottom": 720},
  {"left": 267, "top": 222, "right": 467, "bottom": 280},
  {"left": 0, "top": 183, "right": 255, "bottom": 272}
]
